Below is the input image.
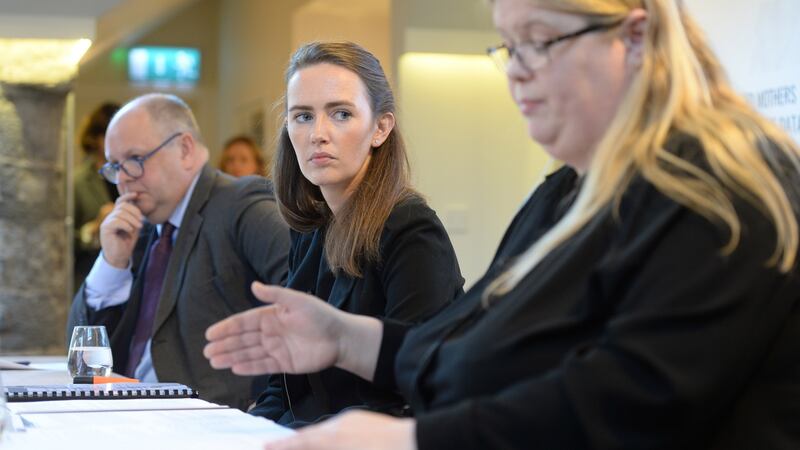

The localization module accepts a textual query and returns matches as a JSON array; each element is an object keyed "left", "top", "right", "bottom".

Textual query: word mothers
[{"left": 745, "top": 85, "right": 798, "bottom": 110}]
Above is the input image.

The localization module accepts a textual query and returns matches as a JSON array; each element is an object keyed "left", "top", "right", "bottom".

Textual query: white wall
[
  {"left": 216, "top": 0, "right": 304, "bottom": 161},
  {"left": 398, "top": 29, "right": 549, "bottom": 287},
  {"left": 685, "top": 0, "right": 800, "bottom": 142},
  {"left": 291, "top": 0, "right": 391, "bottom": 85}
]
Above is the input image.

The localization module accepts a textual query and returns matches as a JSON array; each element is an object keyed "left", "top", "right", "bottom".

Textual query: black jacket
[
  {"left": 249, "top": 195, "right": 464, "bottom": 426},
  {"left": 376, "top": 135, "right": 800, "bottom": 449}
]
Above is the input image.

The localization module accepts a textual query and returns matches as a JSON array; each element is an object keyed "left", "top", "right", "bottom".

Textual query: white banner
[{"left": 685, "top": 0, "right": 800, "bottom": 142}]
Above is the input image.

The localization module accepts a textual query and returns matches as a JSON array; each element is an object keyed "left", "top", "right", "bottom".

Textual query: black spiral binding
[{"left": 4, "top": 384, "right": 199, "bottom": 402}]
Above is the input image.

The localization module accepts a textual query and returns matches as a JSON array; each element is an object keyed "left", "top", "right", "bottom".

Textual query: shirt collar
[{"left": 157, "top": 171, "right": 201, "bottom": 237}]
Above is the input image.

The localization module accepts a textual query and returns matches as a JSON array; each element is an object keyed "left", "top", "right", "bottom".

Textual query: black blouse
[
  {"left": 376, "top": 136, "right": 800, "bottom": 449},
  {"left": 250, "top": 195, "right": 464, "bottom": 426}
]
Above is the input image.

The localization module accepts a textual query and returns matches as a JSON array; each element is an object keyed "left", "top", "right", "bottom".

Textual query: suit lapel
[{"left": 152, "top": 165, "right": 216, "bottom": 336}]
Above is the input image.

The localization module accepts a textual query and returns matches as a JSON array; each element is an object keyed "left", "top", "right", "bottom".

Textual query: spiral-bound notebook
[{"left": 4, "top": 383, "right": 199, "bottom": 402}]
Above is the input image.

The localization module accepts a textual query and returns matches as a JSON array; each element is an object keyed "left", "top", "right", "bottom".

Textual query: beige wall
[
  {"left": 216, "top": 0, "right": 305, "bottom": 164},
  {"left": 398, "top": 29, "right": 549, "bottom": 287},
  {"left": 216, "top": 0, "right": 391, "bottom": 168},
  {"left": 74, "top": 0, "right": 220, "bottom": 158},
  {"left": 390, "top": 1, "right": 551, "bottom": 287},
  {"left": 291, "top": 0, "right": 391, "bottom": 85}
]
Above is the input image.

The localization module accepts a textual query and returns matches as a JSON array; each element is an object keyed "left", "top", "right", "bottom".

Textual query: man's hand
[
  {"left": 99, "top": 192, "right": 144, "bottom": 268},
  {"left": 204, "top": 283, "right": 344, "bottom": 376}
]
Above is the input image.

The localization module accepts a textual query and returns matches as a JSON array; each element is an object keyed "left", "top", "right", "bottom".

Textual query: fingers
[
  {"left": 108, "top": 213, "right": 143, "bottom": 236},
  {"left": 104, "top": 199, "right": 144, "bottom": 235},
  {"left": 251, "top": 281, "right": 287, "bottom": 305},
  {"left": 204, "top": 330, "right": 265, "bottom": 368},
  {"left": 231, "top": 358, "right": 285, "bottom": 376},
  {"left": 100, "top": 196, "right": 144, "bottom": 268},
  {"left": 204, "top": 329, "right": 263, "bottom": 360},
  {"left": 204, "top": 330, "right": 287, "bottom": 375},
  {"left": 205, "top": 306, "right": 271, "bottom": 341},
  {"left": 251, "top": 282, "right": 318, "bottom": 306},
  {"left": 115, "top": 192, "right": 139, "bottom": 205},
  {"left": 208, "top": 342, "right": 271, "bottom": 371},
  {"left": 112, "top": 203, "right": 143, "bottom": 223}
]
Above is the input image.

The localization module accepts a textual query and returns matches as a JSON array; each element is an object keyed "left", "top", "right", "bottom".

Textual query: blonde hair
[{"left": 485, "top": 0, "right": 800, "bottom": 303}]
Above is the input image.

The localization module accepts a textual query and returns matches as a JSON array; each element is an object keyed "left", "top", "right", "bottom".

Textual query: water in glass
[
  {"left": 67, "top": 346, "right": 113, "bottom": 377},
  {"left": 67, "top": 325, "right": 113, "bottom": 378}
]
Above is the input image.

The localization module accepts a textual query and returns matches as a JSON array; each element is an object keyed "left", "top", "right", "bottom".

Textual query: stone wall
[{"left": 0, "top": 83, "right": 69, "bottom": 354}]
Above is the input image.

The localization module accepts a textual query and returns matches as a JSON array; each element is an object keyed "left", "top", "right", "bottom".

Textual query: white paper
[
  {"left": 7, "top": 398, "right": 227, "bottom": 414},
  {"left": 26, "top": 362, "right": 68, "bottom": 372},
  {"left": 3, "top": 407, "right": 294, "bottom": 450}
]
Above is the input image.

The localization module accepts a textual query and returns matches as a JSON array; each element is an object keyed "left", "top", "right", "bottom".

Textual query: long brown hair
[
  {"left": 273, "top": 41, "right": 413, "bottom": 277},
  {"left": 486, "top": 0, "right": 800, "bottom": 301}
]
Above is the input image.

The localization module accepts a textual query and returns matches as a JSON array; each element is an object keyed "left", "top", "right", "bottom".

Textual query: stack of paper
[{"left": 3, "top": 397, "right": 294, "bottom": 449}]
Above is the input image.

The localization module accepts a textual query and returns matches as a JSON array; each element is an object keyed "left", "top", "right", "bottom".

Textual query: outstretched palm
[{"left": 204, "top": 283, "right": 342, "bottom": 376}]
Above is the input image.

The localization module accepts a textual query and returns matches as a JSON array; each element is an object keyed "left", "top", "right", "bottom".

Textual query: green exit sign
[{"left": 128, "top": 47, "right": 201, "bottom": 84}]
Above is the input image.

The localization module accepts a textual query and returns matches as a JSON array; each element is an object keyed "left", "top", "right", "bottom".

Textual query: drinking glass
[{"left": 67, "top": 326, "right": 113, "bottom": 378}]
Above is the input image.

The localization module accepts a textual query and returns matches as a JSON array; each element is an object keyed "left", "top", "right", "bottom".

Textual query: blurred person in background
[
  {"left": 219, "top": 135, "right": 268, "bottom": 177},
  {"left": 73, "top": 102, "right": 121, "bottom": 291}
]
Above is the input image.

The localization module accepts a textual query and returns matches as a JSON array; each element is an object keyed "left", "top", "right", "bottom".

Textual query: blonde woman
[{"left": 205, "top": 0, "right": 800, "bottom": 448}]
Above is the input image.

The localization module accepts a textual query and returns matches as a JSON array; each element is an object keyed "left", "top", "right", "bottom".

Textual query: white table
[
  {"left": 1, "top": 355, "right": 294, "bottom": 449},
  {"left": 1, "top": 355, "right": 71, "bottom": 386}
]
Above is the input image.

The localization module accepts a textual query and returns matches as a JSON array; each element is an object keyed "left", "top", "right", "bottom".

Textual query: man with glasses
[{"left": 67, "top": 93, "right": 290, "bottom": 410}]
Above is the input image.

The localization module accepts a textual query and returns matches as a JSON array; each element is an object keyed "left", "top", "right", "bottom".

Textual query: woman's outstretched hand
[
  {"left": 204, "top": 282, "right": 344, "bottom": 375},
  {"left": 204, "top": 281, "right": 383, "bottom": 381}
]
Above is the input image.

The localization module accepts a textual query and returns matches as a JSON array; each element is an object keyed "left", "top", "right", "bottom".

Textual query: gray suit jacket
[{"left": 67, "top": 165, "right": 290, "bottom": 410}]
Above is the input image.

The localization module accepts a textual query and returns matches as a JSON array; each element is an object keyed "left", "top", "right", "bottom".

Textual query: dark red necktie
[{"left": 125, "top": 222, "right": 176, "bottom": 377}]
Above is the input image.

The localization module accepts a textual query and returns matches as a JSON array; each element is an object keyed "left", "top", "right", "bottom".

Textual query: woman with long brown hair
[{"left": 245, "top": 41, "right": 464, "bottom": 427}]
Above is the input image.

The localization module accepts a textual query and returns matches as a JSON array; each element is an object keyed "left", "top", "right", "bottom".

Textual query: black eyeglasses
[
  {"left": 99, "top": 132, "right": 183, "bottom": 184},
  {"left": 487, "top": 20, "right": 624, "bottom": 72}
]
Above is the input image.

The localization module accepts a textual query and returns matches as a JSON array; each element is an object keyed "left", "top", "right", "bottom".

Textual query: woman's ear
[
  {"left": 622, "top": 8, "right": 648, "bottom": 70},
  {"left": 372, "top": 112, "right": 396, "bottom": 148}
]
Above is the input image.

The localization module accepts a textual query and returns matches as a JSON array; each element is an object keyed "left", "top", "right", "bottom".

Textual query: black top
[
  {"left": 376, "top": 135, "right": 800, "bottom": 449},
  {"left": 250, "top": 195, "right": 464, "bottom": 426}
]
